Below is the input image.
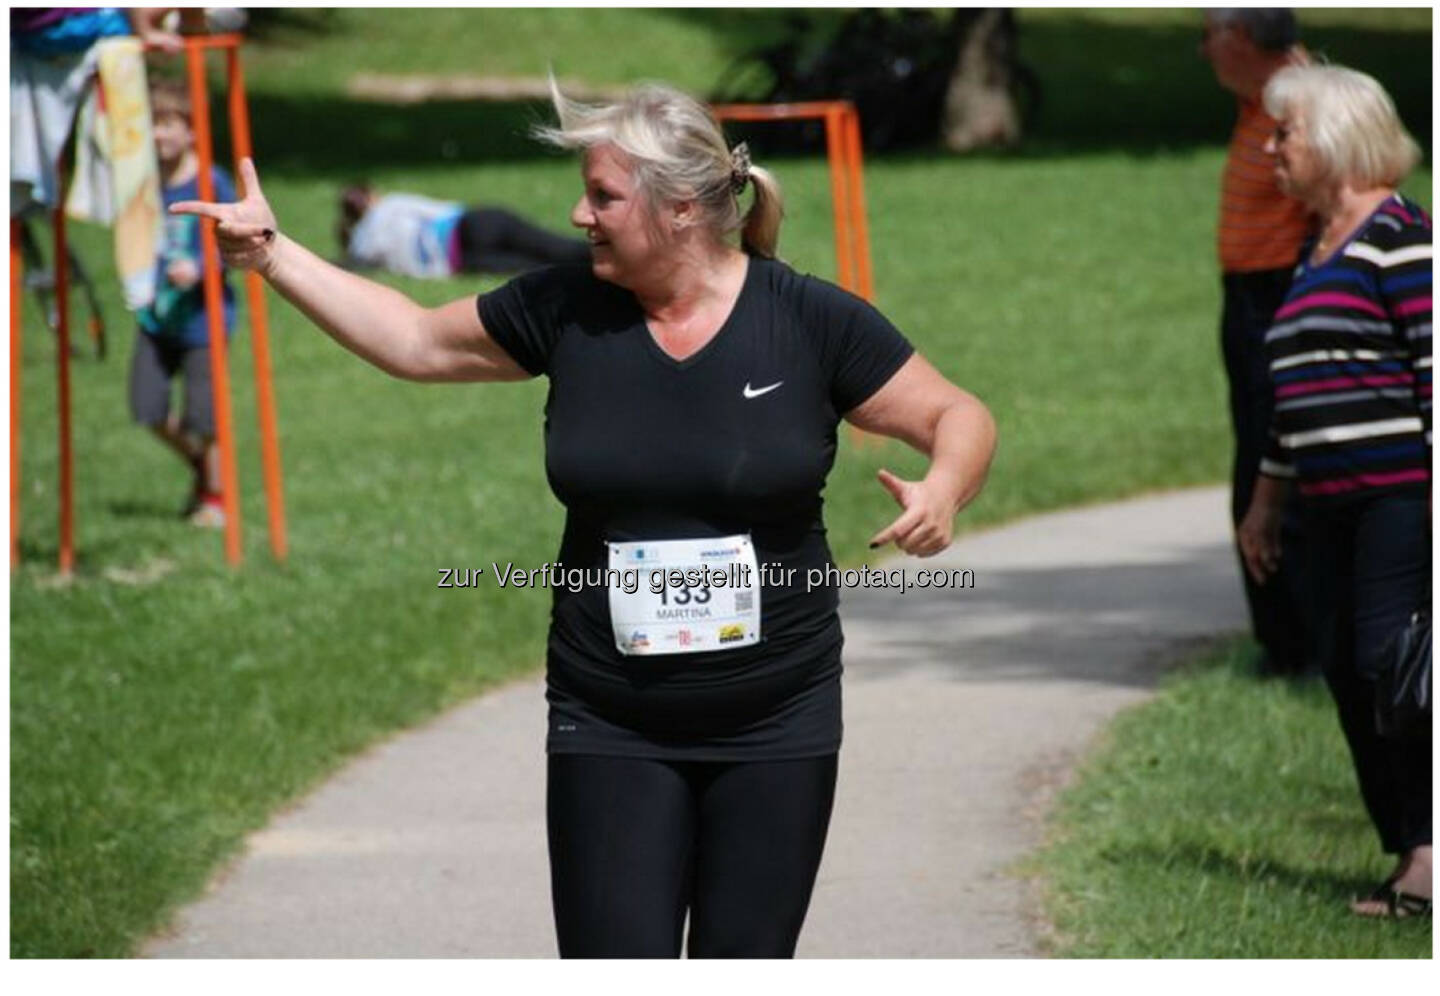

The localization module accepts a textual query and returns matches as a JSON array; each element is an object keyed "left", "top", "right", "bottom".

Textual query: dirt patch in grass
[{"left": 346, "top": 73, "right": 629, "bottom": 105}]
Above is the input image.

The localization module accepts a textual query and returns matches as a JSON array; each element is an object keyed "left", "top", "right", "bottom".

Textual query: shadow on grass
[
  {"left": 1109, "top": 840, "right": 1376, "bottom": 904},
  {"left": 229, "top": 12, "right": 1429, "bottom": 177},
  {"left": 1295, "top": 810, "right": 1381, "bottom": 842},
  {"left": 14, "top": 538, "right": 131, "bottom": 572},
  {"left": 107, "top": 499, "right": 184, "bottom": 522}
]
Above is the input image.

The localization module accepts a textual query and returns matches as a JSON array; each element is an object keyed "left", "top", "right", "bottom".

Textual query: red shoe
[{"left": 188, "top": 493, "right": 225, "bottom": 529}]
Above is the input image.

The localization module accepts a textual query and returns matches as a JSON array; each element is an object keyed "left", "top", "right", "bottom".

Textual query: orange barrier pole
[
  {"left": 833, "top": 106, "right": 875, "bottom": 448},
  {"left": 712, "top": 100, "right": 863, "bottom": 123},
  {"left": 823, "top": 105, "right": 855, "bottom": 293},
  {"left": 175, "top": 32, "right": 246, "bottom": 52},
  {"left": 11, "top": 220, "right": 23, "bottom": 568},
  {"left": 186, "top": 41, "right": 243, "bottom": 564},
  {"left": 712, "top": 101, "right": 872, "bottom": 302},
  {"left": 841, "top": 106, "right": 874, "bottom": 302},
  {"left": 53, "top": 205, "right": 75, "bottom": 575},
  {"left": 227, "top": 45, "right": 288, "bottom": 561}
]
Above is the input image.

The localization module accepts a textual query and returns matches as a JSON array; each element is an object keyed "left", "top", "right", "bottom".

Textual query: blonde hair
[
  {"left": 1263, "top": 64, "right": 1421, "bottom": 188},
  {"left": 534, "top": 79, "right": 784, "bottom": 258}
]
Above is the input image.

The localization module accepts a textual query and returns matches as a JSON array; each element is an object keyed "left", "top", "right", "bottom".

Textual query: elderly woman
[
  {"left": 175, "top": 82, "right": 997, "bottom": 956},
  {"left": 1238, "top": 65, "right": 1431, "bottom": 920}
]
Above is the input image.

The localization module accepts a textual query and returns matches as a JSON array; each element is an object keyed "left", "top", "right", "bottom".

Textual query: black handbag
[{"left": 1375, "top": 595, "right": 1432, "bottom": 738}]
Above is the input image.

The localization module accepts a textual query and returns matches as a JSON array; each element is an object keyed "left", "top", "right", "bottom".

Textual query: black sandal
[{"left": 1352, "top": 882, "right": 1433, "bottom": 920}]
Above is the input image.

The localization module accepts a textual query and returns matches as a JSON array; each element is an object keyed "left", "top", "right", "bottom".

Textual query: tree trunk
[{"left": 940, "top": 9, "right": 1024, "bottom": 152}]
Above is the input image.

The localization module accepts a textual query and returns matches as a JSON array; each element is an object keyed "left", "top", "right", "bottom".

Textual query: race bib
[{"left": 607, "top": 534, "right": 761, "bottom": 656}]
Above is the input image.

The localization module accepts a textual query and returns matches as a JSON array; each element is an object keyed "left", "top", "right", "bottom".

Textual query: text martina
[{"left": 437, "top": 562, "right": 976, "bottom": 595}]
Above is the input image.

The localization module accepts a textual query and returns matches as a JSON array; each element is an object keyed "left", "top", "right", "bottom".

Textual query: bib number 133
[{"left": 607, "top": 534, "right": 761, "bottom": 656}]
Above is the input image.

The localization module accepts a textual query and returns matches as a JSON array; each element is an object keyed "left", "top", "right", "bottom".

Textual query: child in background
[{"left": 128, "top": 77, "right": 236, "bottom": 527}]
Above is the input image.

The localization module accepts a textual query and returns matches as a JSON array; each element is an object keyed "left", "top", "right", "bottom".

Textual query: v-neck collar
[
  {"left": 639, "top": 255, "right": 754, "bottom": 371},
  {"left": 1305, "top": 193, "right": 1398, "bottom": 271}
]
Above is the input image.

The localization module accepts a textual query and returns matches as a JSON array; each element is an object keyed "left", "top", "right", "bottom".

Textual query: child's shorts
[{"left": 128, "top": 332, "right": 215, "bottom": 438}]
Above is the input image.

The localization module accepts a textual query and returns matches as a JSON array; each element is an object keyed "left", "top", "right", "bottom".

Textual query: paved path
[{"left": 145, "top": 487, "right": 1245, "bottom": 958}]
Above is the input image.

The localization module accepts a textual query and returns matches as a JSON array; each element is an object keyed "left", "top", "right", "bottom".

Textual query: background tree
[
  {"left": 941, "top": 8, "right": 1035, "bottom": 151},
  {"left": 712, "top": 8, "right": 1039, "bottom": 153}
]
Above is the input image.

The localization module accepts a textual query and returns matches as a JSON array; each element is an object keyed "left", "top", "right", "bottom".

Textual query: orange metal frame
[
  {"left": 711, "top": 100, "right": 874, "bottom": 302},
  {"left": 9, "top": 33, "right": 287, "bottom": 573}
]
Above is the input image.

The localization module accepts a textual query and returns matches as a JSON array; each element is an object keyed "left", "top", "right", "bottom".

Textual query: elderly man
[{"left": 1201, "top": 8, "right": 1314, "bottom": 677}]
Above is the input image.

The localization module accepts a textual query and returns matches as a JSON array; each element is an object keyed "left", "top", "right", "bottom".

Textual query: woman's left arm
[
  {"left": 845, "top": 354, "right": 998, "bottom": 556},
  {"left": 1377, "top": 222, "right": 1433, "bottom": 447}
]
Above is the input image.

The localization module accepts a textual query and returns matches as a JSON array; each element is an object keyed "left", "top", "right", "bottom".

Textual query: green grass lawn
[
  {"left": 9, "top": 8, "right": 1432, "bottom": 958},
  {"left": 1032, "top": 638, "right": 1433, "bottom": 958}
]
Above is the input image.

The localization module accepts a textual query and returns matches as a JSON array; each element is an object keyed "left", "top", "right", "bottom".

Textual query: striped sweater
[{"left": 1260, "top": 194, "right": 1432, "bottom": 501}]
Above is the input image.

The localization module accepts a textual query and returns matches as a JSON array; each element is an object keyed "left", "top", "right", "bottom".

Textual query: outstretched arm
[
  {"left": 844, "top": 354, "right": 997, "bottom": 556},
  {"left": 171, "top": 159, "right": 531, "bottom": 383}
]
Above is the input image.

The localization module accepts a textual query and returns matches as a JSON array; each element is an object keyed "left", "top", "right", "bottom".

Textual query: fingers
[
  {"left": 1244, "top": 549, "right": 1272, "bottom": 586},
  {"left": 1239, "top": 541, "right": 1264, "bottom": 585},
  {"left": 169, "top": 200, "right": 228, "bottom": 220},
  {"left": 214, "top": 221, "right": 273, "bottom": 241},
  {"left": 868, "top": 470, "right": 955, "bottom": 556},
  {"left": 876, "top": 468, "right": 907, "bottom": 505},
  {"left": 1238, "top": 528, "right": 1278, "bottom": 585},
  {"left": 149, "top": 32, "right": 184, "bottom": 55},
  {"left": 868, "top": 508, "right": 915, "bottom": 551},
  {"left": 168, "top": 207, "right": 271, "bottom": 243},
  {"left": 1257, "top": 540, "right": 1280, "bottom": 581},
  {"left": 162, "top": 211, "right": 276, "bottom": 273},
  {"left": 870, "top": 469, "right": 914, "bottom": 549},
  {"left": 868, "top": 507, "right": 951, "bottom": 557},
  {"left": 238, "top": 157, "right": 265, "bottom": 201},
  {"left": 134, "top": 24, "right": 184, "bottom": 54},
  {"left": 171, "top": 159, "right": 272, "bottom": 225}
]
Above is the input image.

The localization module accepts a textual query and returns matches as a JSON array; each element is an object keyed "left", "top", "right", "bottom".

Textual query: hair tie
[{"left": 729, "top": 142, "right": 752, "bottom": 194}]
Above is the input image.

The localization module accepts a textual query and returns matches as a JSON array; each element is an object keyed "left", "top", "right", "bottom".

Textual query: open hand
[
  {"left": 867, "top": 468, "right": 956, "bottom": 557},
  {"left": 170, "top": 158, "right": 278, "bottom": 274}
]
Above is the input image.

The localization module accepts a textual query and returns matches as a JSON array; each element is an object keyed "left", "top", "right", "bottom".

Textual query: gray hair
[
  {"left": 1263, "top": 64, "right": 1421, "bottom": 188},
  {"left": 1208, "top": 8, "right": 1298, "bottom": 52},
  {"left": 533, "top": 79, "right": 784, "bottom": 259}
]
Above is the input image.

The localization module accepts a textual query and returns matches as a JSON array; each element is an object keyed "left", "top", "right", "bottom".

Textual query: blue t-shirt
[{"left": 138, "top": 168, "right": 238, "bottom": 347}]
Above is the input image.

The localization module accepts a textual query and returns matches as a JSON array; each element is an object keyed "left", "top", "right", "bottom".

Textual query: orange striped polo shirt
[{"left": 1218, "top": 99, "right": 1312, "bottom": 272}]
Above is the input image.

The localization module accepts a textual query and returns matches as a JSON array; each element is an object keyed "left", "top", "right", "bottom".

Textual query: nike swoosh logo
[{"left": 743, "top": 381, "right": 784, "bottom": 399}]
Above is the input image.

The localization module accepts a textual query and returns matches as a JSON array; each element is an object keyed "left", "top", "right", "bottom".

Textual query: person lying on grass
[{"left": 336, "top": 182, "right": 590, "bottom": 278}]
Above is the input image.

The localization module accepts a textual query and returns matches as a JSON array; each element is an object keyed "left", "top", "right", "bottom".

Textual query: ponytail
[{"left": 740, "top": 164, "right": 784, "bottom": 258}]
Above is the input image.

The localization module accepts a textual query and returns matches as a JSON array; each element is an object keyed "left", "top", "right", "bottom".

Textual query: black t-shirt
[{"left": 477, "top": 256, "right": 913, "bottom": 760}]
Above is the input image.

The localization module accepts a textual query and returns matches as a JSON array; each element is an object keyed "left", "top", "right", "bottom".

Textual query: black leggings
[
  {"left": 1304, "top": 491, "right": 1431, "bottom": 854},
  {"left": 546, "top": 753, "right": 838, "bottom": 958},
  {"left": 456, "top": 207, "right": 590, "bottom": 274}
]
